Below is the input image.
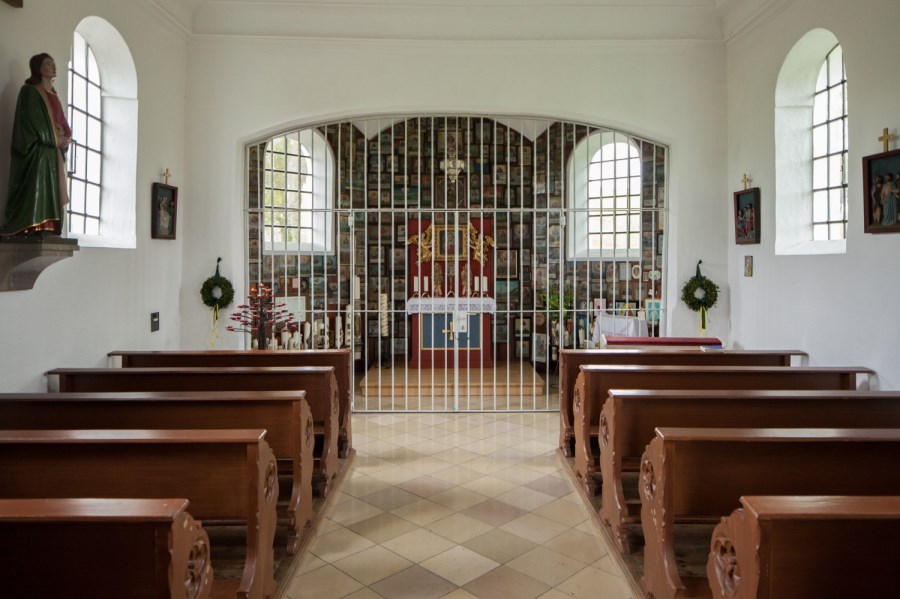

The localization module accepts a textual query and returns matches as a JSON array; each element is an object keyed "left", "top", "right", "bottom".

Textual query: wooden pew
[
  {"left": 707, "top": 495, "right": 900, "bottom": 599},
  {"left": 0, "top": 390, "right": 314, "bottom": 554},
  {"left": 48, "top": 366, "right": 340, "bottom": 497},
  {"left": 0, "top": 497, "right": 213, "bottom": 599},
  {"left": 640, "top": 428, "right": 900, "bottom": 599},
  {"left": 599, "top": 389, "right": 900, "bottom": 553},
  {"left": 557, "top": 349, "right": 803, "bottom": 456},
  {"left": 0, "top": 429, "right": 277, "bottom": 599},
  {"left": 109, "top": 349, "right": 353, "bottom": 458},
  {"left": 572, "top": 364, "right": 866, "bottom": 496}
]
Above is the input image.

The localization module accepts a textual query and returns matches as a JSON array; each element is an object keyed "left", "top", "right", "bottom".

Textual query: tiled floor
[{"left": 284, "top": 412, "right": 636, "bottom": 599}]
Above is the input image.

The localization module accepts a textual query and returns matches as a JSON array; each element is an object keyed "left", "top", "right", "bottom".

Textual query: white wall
[
  {"left": 0, "top": 0, "right": 189, "bottom": 391},
  {"left": 180, "top": 37, "right": 728, "bottom": 347},
  {"left": 726, "top": 0, "right": 900, "bottom": 388}
]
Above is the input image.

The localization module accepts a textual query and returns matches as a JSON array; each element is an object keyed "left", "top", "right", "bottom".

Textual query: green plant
[{"left": 538, "top": 283, "right": 574, "bottom": 318}]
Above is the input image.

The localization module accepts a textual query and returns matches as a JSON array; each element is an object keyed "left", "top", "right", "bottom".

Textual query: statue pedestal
[{"left": 0, "top": 236, "right": 79, "bottom": 292}]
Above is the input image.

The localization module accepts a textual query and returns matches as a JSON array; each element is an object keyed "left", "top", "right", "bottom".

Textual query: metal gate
[{"left": 245, "top": 115, "right": 668, "bottom": 412}]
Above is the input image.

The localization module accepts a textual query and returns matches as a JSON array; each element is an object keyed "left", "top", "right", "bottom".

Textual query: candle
[
  {"left": 474, "top": 277, "right": 480, "bottom": 293},
  {"left": 481, "top": 276, "right": 488, "bottom": 294},
  {"left": 423, "top": 277, "right": 429, "bottom": 292},
  {"left": 414, "top": 278, "right": 420, "bottom": 293}
]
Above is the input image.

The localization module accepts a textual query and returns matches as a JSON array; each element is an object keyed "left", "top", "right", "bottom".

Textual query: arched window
[
  {"left": 566, "top": 130, "right": 641, "bottom": 260},
  {"left": 262, "top": 130, "right": 335, "bottom": 254},
  {"left": 67, "top": 32, "right": 102, "bottom": 236},
  {"left": 775, "top": 29, "right": 847, "bottom": 255},
  {"left": 66, "top": 18, "right": 138, "bottom": 248}
]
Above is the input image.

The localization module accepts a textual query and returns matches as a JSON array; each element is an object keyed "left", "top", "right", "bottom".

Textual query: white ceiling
[{"left": 150, "top": 0, "right": 786, "bottom": 42}]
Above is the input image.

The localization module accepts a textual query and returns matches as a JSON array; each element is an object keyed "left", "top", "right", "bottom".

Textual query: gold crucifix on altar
[{"left": 441, "top": 320, "right": 455, "bottom": 341}]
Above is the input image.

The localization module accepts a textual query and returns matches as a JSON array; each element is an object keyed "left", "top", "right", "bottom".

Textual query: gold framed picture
[{"left": 434, "top": 225, "right": 469, "bottom": 260}]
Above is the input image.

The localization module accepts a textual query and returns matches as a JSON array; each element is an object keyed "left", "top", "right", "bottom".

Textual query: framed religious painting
[
  {"left": 863, "top": 148, "right": 900, "bottom": 234},
  {"left": 151, "top": 183, "right": 178, "bottom": 239},
  {"left": 733, "top": 187, "right": 760, "bottom": 244},
  {"left": 496, "top": 249, "right": 518, "bottom": 279},
  {"left": 434, "top": 225, "right": 469, "bottom": 260}
]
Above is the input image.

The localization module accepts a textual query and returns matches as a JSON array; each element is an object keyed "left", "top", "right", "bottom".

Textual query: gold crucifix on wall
[
  {"left": 162, "top": 168, "right": 173, "bottom": 185},
  {"left": 878, "top": 128, "right": 896, "bottom": 152},
  {"left": 741, "top": 173, "right": 751, "bottom": 190}
]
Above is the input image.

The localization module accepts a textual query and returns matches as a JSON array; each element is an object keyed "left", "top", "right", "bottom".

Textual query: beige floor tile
[
  {"left": 493, "top": 466, "right": 546, "bottom": 486},
  {"left": 284, "top": 563, "right": 363, "bottom": 599},
  {"left": 327, "top": 496, "right": 385, "bottom": 526},
  {"left": 544, "top": 528, "right": 608, "bottom": 564},
  {"left": 460, "top": 456, "right": 510, "bottom": 475},
  {"left": 536, "top": 590, "right": 577, "bottom": 599},
  {"left": 429, "top": 464, "right": 486, "bottom": 485},
  {"left": 462, "top": 564, "right": 551, "bottom": 599},
  {"left": 340, "top": 474, "right": 393, "bottom": 498},
  {"left": 556, "top": 565, "right": 634, "bottom": 599},
  {"left": 296, "top": 552, "right": 326, "bottom": 575},
  {"left": 317, "top": 517, "right": 343, "bottom": 537},
  {"left": 420, "top": 545, "right": 500, "bottom": 586},
  {"left": 433, "top": 448, "right": 483, "bottom": 464},
  {"left": 332, "top": 545, "right": 413, "bottom": 585},
  {"left": 310, "top": 527, "right": 376, "bottom": 563},
  {"left": 390, "top": 497, "right": 456, "bottom": 526},
  {"left": 381, "top": 528, "right": 458, "bottom": 562},
  {"left": 347, "top": 511, "right": 420, "bottom": 544},
  {"left": 460, "top": 498, "right": 528, "bottom": 527},
  {"left": 367, "top": 464, "right": 426, "bottom": 485},
  {"left": 460, "top": 475, "right": 519, "bottom": 498},
  {"left": 369, "top": 565, "right": 458, "bottom": 599},
  {"left": 493, "top": 486, "right": 558, "bottom": 512},
  {"left": 439, "top": 589, "right": 480, "bottom": 599},
  {"left": 426, "top": 512, "right": 495, "bottom": 544},
  {"left": 461, "top": 528, "right": 538, "bottom": 564},
  {"left": 592, "top": 554, "right": 627, "bottom": 577},
  {"left": 500, "top": 513, "right": 571, "bottom": 545},
  {"left": 342, "top": 589, "right": 384, "bottom": 599},
  {"left": 404, "top": 456, "right": 456, "bottom": 475},
  {"left": 506, "top": 546, "right": 588, "bottom": 587},
  {"left": 525, "top": 474, "right": 575, "bottom": 498},
  {"left": 429, "top": 487, "right": 492, "bottom": 511},
  {"left": 398, "top": 474, "right": 455, "bottom": 498},
  {"left": 533, "top": 497, "right": 591, "bottom": 527},
  {"left": 360, "top": 486, "right": 422, "bottom": 511}
]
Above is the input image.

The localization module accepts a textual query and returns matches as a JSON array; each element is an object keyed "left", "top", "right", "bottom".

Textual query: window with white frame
[
  {"left": 263, "top": 130, "right": 334, "bottom": 253},
  {"left": 566, "top": 130, "right": 641, "bottom": 259},
  {"left": 67, "top": 31, "right": 102, "bottom": 236},
  {"left": 811, "top": 44, "right": 848, "bottom": 241}
]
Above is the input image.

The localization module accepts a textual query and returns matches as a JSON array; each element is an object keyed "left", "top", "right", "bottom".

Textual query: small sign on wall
[{"left": 744, "top": 256, "right": 753, "bottom": 277}]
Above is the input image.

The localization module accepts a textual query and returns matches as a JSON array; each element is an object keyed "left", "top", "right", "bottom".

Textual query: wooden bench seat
[
  {"left": 109, "top": 349, "right": 353, "bottom": 458},
  {"left": 0, "top": 390, "right": 314, "bottom": 554},
  {"left": 0, "top": 429, "right": 278, "bottom": 599},
  {"left": 640, "top": 428, "right": 900, "bottom": 599},
  {"left": 48, "top": 366, "right": 340, "bottom": 497},
  {"left": 599, "top": 389, "right": 900, "bottom": 553},
  {"left": 572, "top": 364, "right": 869, "bottom": 497},
  {"left": 707, "top": 495, "right": 900, "bottom": 599},
  {"left": 557, "top": 349, "right": 803, "bottom": 456},
  {"left": 0, "top": 497, "right": 212, "bottom": 599}
]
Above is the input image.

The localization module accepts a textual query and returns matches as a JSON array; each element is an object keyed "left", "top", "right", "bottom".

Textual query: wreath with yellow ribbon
[
  {"left": 681, "top": 260, "right": 718, "bottom": 331},
  {"left": 200, "top": 258, "right": 234, "bottom": 346}
]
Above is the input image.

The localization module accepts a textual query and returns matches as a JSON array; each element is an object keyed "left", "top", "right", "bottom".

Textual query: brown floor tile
[
  {"left": 462, "top": 565, "right": 550, "bottom": 599},
  {"left": 369, "top": 564, "right": 458, "bottom": 599}
]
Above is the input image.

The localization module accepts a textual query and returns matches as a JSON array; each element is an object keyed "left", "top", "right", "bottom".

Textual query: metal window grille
[
  {"left": 66, "top": 32, "right": 103, "bottom": 235},
  {"left": 811, "top": 44, "right": 848, "bottom": 241}
]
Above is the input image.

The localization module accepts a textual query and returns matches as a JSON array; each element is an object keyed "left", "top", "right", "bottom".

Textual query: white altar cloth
[{"left": 406, "top": 297, "right": 497, "bottom": 315}]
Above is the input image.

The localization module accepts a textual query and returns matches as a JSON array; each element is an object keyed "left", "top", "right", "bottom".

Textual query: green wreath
[
  {"left": 681, "top": 260, "right": 718, "bottom": 312},
  {"left": 200, "top": 257, "right": 234, "bottom": 311}
]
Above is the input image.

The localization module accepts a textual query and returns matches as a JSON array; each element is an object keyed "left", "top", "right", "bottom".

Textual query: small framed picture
[
  {"left": 863, "top": 148, "right": 900, "bottom": 234},
  {"left": 151, "top": 183, "right": 178, "bottom": 239},
  {"left": 644, "top": 298, "right": 662, "bottom": 324},
  {"left": 733, "top": 187, "right": 761, "bottom": 244},
  {"left": 744, "top": 255, "right": 753, "bottom": 277},
  {"left": 514, "top": 316, "right": 532, "bottom": 336},
  {"left": 397, "top": 224, "right": 407, "bottom": 243},
  {"left": 533, "top": 333, "right": 547, "bottom": 362},
  {"left": 434, "top": 225, "right": 469, "bottom": 260},
  {"left": 515, "top": 339, "right": 531, "bottom": 359},
  {"left": 368, "top": 245, "right": 384, "bottom": 263},
  {"left": 496, "top": 249, "right": 518, "bottom": 279}
]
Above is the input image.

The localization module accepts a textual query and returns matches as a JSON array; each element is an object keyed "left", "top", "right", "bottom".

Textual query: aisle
[{"left": 283, "top": 412, "right": 634, "bottom": 599}]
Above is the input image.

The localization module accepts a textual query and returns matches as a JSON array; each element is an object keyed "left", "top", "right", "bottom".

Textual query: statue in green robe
[{"left": 2, "top": 53, "right": 71, "bottom": 236}]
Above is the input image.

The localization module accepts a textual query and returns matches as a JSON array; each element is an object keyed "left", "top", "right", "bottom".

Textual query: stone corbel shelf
[
  {"left": 2, "top": 0, "right": 24, "bottom": 8},
  {"left": 0, "top": 236, "right": 79, "bottom": 291}
]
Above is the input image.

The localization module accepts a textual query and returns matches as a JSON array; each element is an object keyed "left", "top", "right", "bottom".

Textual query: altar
[{"left": 408, "top": 298, "right": 495, "bottom": 368}]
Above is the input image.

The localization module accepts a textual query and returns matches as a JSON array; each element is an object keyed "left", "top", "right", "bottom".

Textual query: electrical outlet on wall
[{"left": 151, "top": 312, "right": 160, "bottom": 332}]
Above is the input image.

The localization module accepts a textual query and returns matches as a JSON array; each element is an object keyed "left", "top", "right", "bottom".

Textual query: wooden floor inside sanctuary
[{"left": 356, "top": 361, "right": 557, "bottom": 411}]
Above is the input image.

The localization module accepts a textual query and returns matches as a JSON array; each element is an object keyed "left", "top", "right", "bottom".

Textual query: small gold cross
[
  {"left": 441, "top": 319, "right": 455, "bottom": 341},
  {"left": 741, "top": 173, "right": 751, "bottom": 190},
  {"left": 878, "top": 128, "right": 896, "bottom": 153},
  {"left": 162, "top": 168, "right": 173, "bottom": 185}
]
